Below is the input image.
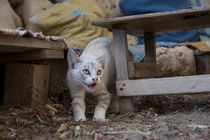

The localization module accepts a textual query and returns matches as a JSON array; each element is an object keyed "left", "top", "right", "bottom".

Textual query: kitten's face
[
  {"left": 76, "top": 61, "right": 104, "bottom": 92},
  {"left": 68, "top": 48, "right": 105, "bottom": 92}
]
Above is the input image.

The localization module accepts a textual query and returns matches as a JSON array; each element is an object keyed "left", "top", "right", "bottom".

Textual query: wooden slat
[
  {"left": 4, "top": 63, "right": 34, "bottom": 106},
  {"left": 0, "top": 63, "right": 5, "bottom": 105},
  {"left": 195, "top": 54, "right": 210, "bottom": 74},
  {"left": 117, "top": 74, "right": 210, "bottom": 96},
  {"left": 31, "top": 65, "right": 50, "bottom": 107},
  {"left": 144, "top": 32, "right": 156, "bottom": 63},
  {"left": 3, "top": 63, "right": 50, "bottom": 108},
  {"left": 0, "top": 35, "right": 66, "bottom": 53},
  {"left": 0, "top": 49, "right": 64, "bottom": 62},
  {"left": 128, "top": 62, "right": 161, "bottom": 79},
  {"left": 113, "top": 29, "right": 134, "bottom": 114},
  {"left": 92, "top": 7, "right": 210, "bottom": 36}
]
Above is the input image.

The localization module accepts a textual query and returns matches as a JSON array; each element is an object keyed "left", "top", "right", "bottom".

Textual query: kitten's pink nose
[{"left": 92, "top": 78, "right": 98, "bottom": 82}]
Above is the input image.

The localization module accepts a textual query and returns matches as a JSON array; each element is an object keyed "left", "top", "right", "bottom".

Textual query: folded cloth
[
  {"left": 180, "top": 41, "right": 210, "bottom": 53},
  {"left": 30, "top": 0, "right": 112, "bottom": 48}
]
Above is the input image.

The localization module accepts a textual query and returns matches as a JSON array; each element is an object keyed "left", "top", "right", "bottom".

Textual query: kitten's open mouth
[
  {"left": 88, "top": 83, "right": 97, "bottom": 89},
  {"left": 84, "top": 83, "right": 97, "bottom": 90}
]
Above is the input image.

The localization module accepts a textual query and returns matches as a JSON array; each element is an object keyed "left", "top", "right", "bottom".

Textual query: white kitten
[{"left": 67, "top": 37, "right": 115, "bottom": 122}]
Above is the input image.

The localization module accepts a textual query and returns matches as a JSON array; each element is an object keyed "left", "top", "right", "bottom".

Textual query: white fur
[{"left": 67, "top": 37, "right": 115, "bottom": 122}]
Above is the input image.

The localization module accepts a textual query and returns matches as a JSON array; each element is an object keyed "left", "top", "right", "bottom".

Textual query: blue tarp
[{"left": 119, "top": 0, "right": 200, "bottom": 44}]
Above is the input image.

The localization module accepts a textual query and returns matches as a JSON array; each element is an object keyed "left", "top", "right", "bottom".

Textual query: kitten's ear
[
  {"left": 67, "top": 48, "right": 80, "bottom": 68},
  {"left": 96, "top": 55, "right": 106, "bottom": 68}
]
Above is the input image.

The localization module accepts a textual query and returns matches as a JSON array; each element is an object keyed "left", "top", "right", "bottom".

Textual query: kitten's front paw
[
  {"left": 93, "top": 115, "right": 108, "bottom": 122},
  {"left": 74, "top": 115, "right": 86, "bottom": 122}
]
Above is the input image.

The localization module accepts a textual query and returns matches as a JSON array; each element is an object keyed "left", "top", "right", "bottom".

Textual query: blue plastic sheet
[{"left": 119, "top": 0, "right": 200, "bottom": 45}]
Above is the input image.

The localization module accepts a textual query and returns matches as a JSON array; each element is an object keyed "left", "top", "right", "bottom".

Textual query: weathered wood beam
[
  {"left": 0, "top": 49, "right": 64, "bottom": 62},
  {"left": 117, "top": 74, "right": 210, "bottom": 96},
  {"left": 3, "top": 63, "right": 50, "bottom": 108},
  {"left": 144, "top": 32, "right": 156, "bottom": 63},
  {"left": 113, "top": 29, "right": 134, "bottom": 114},
  {"left": 92, "top": 7, "right": 210, "bottom": 36},
  {"left": 0, "top": 35, "right": 66, "bottom": 53},
  {"left": 195, "top": 54, "right": 210, "bottom": 74}
]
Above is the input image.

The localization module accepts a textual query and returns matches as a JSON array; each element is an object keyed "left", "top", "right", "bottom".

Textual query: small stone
[
  {"left": 81, "top": 129, "right": 90, "bottom": 136},
  {"left": 130, "top": 138, "right": 140, "bottom": 140},
  {"left": 187, "top": 124, "right": 208, "bottom": 131},
  {"left": 74, "top": 125, "right": 81, "bottom": 137},
  {"left": 157, "top": 122, "right": 167, "bottom": 127},
  {"left": 98, "top": 133, "right": 103, "bottom": 138},
  {"left": 11, "top": 112, "right": 17, "bottom": 116},
  {"left": 0, "top": 125, "right": 4, "bottom": 132},
  {"left": 178, "top": 132, "right": 183, "bottom": 136},
  {"left": 60, "top": 131, "right": 70, "bottom": 138},
  {"left": 149, "top": 108, "right": 154, "bottom": 111}
]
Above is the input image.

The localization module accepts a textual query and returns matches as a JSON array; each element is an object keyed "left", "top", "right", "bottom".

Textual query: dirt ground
[{"left": 0, "top": 93, "right": 209, "bottom": 140}]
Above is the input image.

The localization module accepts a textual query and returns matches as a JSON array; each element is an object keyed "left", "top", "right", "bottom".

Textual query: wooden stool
[{"left": 92, "top": 7, "right": 210, "bottom": 114}]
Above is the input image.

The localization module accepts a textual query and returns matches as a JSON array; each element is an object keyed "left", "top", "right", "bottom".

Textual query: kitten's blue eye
[
  {"left": 83, "top": 69, "right": 90, "bottom": 75},
  {"left": 97, "top": 69, "right": 102, "bottom": 75}
]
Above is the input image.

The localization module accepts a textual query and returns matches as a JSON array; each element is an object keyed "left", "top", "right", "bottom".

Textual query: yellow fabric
[
  {"left": 36, "top": 0, "right": 112, "bottom": 48},
  {"left": 180, "top": 41, "right": 210, "bottom": 52}
]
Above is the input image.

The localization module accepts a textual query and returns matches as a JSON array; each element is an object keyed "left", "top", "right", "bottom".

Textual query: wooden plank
[
  {"left": 0, "top": 49, "right": 64, "bottom": 62},
  {"left": 195, "top": 54, "right": 210, "bottom": 74},
  {"left": 92, "top": 7, "right": 210, "bottom": 36},
  {"left": 113, "top": 29, "right": 134, "bottom": 114},
  {"left": 0, "top": 63, "right": 5, "bottom": 105},
  {"left": 3, "top": 63, "right": 50, "bottom": 108},
  {"left": 31, "top": 65, "right": 50, "bottom": 107},
  {"left": 4, "top": 63, "right": 34, "bottom": 106},
  {"left": 128, "top": 62, "right": 161, "bottom": 79},
  {"left": 117, "top": 74, "right": 210, "bottom": 96},
  {"left": 0, "top": 35, "right": 66, "bottom": 53},
  {"left": 144, "top": 32, "right": 156, "bottom": 63}
]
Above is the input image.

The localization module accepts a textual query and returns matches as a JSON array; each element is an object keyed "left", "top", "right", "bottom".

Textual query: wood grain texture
[
  {"left": 0, "top": 63, "right": 5, "bottom": 105},
  {"left": 0, "top": 35, "right": 66, "bottom": 53},
  {"left": 144, "top": 32, "right": 156, "bottom": 63},
  {"left": 92, "top": 7, "right": 210, "bottom": 36},
  {"left": 113, "top": 29, "right": 134, "bottom": 113},
  {"left": 195, "top": 54, "right": 210, "bottom": 74},
  {"left": 31, "top": 65, "right": 50, "bottom": 107},
  {"left": 113, "top": 29, "right": 129, "bottom": 80},
  {"left": 0, "top": 49, "right": 64, "bottom": 62},
  {"left": 3, "top": 63, "right": 50, "bottom": 108},
  {"left": 117, "top": 74, "right": 210, "bottom": 96},
  {"left": 128, "top": 62, "right": 161, "bottom": 79},
  {"left": 4, "top": 63, "right": 34, "bottom": 106}
]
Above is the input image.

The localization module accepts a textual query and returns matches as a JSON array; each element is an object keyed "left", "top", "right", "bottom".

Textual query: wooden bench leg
[
  {"left": 0, "top": 63, "right": 5, "bottom": 105},
  {"left": 3, "top": 63, "right": 50, "bottom": 108},
  {"left": 144, "top": 32, "right": 156, "bottom": 63},
  {"left": 112, "top": 29, "right": 134, "bottom": 114}
]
